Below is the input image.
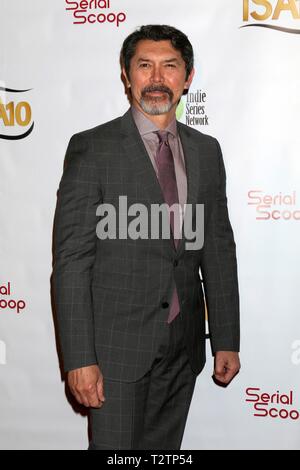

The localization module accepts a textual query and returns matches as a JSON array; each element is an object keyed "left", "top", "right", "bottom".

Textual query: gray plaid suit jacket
[{"left": 52, "top": 108, "right": 240, "bottom": 382}]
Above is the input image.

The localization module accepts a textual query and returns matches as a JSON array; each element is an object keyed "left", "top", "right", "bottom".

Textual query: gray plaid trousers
[{"left": 88, "top": 312, "right": 197, "bottom": 450}]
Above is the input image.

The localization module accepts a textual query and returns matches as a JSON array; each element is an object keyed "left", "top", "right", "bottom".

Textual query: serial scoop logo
[
  {"left": 246, "top": 387, "right": 299, "bottom": 420},
  {"left": 65, "top": 0, "right": 127, "bottom": 27},
  {"left": 248, "top": 190, "right": 300, "bottom": 220},
  {"left": 241, "top": 0, "right": 300, "bottom": 33},
  {"left": 0, "top": 86, "right": 34, "bottom": 140},
  {"left": 0, "top": 282, "right": 26, "bottom": 314}
]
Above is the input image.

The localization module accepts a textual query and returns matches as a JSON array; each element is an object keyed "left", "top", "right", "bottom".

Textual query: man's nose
[{"left": 150, "top": 65, "right": 164, "bottom": 83}]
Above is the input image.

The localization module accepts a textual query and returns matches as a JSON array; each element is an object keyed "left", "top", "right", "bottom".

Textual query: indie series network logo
[{"left": 176, "top": 90, "right": 209, "bottom": 127}]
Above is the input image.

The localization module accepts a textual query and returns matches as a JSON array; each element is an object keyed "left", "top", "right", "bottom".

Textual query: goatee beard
[{"left": 140, "top": 85, "right": 174, "bottom": 116}]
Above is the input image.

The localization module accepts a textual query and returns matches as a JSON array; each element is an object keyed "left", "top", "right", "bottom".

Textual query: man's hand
[
  {"left": 214, "top": 351, "right": 240, "bottom": 385},
  {"left": 68, "top": 364, "right": 105, "bottom": 408}
]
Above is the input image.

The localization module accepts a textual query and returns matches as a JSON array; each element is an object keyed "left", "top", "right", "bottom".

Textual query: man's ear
[
  {"left": 122, "top": 67, "right": 131, "bottom": 88},
  {"left": 184, "top": 67, "right": 195, "bottom": 91}
]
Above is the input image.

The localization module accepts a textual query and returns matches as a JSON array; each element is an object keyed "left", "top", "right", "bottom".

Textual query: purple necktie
[{"left": 155, "top": 130, "right": 180, "bottom": 323}]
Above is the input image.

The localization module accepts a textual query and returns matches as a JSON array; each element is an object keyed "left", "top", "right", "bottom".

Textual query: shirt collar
[{"left": 131, "top": 105, "right": 178, "bottom": 138}]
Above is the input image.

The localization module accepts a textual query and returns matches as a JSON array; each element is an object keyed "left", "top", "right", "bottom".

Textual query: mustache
[{"left": 141, "top": 85, "right": 173, "bottom": 99}]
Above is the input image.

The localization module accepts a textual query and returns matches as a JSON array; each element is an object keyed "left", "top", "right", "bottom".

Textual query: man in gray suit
[{"left": 52, "top": 25, "right": 240, "bottom": 450}]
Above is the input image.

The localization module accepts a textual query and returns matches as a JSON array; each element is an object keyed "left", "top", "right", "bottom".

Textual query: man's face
[{"left": 123, "top": 39, "right": 194, "bottom": 117}]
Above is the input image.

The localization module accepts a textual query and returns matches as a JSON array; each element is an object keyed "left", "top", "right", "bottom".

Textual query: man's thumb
[
  {"left": 215, "top": 361, "right": 225, "bottom": 377},
  {"left": 96, "top": 379, "right": 105, "bottom": 402}
]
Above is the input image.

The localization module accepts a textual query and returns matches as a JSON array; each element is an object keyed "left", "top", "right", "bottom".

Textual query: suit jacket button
[
  {"left": 173, "top": 260, "right": 178, "bottom": 267},
  {"left": 161, "top": 302, "right": 169, "bottom": 308}
]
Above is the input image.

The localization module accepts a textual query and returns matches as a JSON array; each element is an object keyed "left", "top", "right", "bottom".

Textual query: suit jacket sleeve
[
  {"left": 52, "top": 133, "right": 102, "bottom": 372},
  {"left": 200, "top": 138, "right": 240, "bottom": 354}
]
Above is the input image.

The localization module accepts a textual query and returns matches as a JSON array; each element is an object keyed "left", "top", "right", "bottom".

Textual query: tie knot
[{"left": 156, "top": 130, "right": 169, "bottom": 145}]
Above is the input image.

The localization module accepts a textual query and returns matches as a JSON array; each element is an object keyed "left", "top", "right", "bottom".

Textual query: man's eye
[
  {"left": 140, "top": 63, "right": 150, "bottom": 68},
  {"left": 166, "top": 64, "right": 176, "bottom": 68}
]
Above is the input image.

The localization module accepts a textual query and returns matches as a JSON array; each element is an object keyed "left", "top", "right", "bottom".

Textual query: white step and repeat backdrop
[{"left": 1, "top": 0, "right": 300, "bottom": 450}]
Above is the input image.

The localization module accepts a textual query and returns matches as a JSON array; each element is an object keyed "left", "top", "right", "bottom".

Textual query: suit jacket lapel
[
  {"left": 176, "top": 123, "right": 200, "bottom": 256},
  {"left": 121, "top": 109, "right": 166, "bottom": 205},
  {"left": 120, "top": 109, "right": 201, "bottom": 256}
]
